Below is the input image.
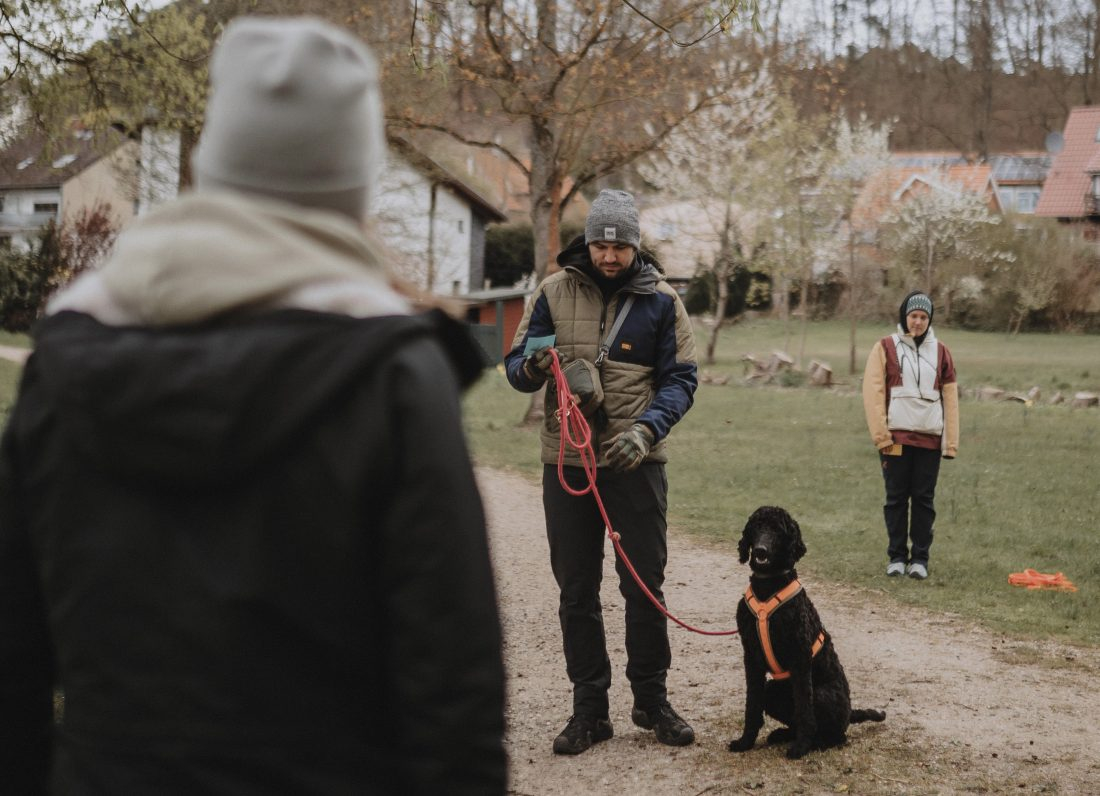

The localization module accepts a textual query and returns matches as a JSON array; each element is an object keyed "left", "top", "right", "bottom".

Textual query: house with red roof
[
  {"left": 1034, "top": 106, "right": 1100, "bottom": 229},
  {"left": 850, "top": 156, "right": 1003, "bottom": 232}
]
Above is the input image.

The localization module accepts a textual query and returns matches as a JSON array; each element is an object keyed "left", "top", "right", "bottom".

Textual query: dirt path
[{"left": 478, "top": 467, "right": 1100, "bottom": 795}]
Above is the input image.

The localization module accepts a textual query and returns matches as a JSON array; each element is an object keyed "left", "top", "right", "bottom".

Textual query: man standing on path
[{"left": 505, "top": 189, "right": 698, "bottom": 755}]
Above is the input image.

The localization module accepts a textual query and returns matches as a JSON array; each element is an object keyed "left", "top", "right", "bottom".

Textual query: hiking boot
[
  {"left": 886, "top": 561, "right": 906, "bottom": 577},
  {"left": 631, "top": 703, "right": 695, "bottom": 747},
  {"left": 907, "top": 562, "right": 928, "bottom": 580},
  {"left": 552, "top": 714, "right": 613, "bottom": 755}
]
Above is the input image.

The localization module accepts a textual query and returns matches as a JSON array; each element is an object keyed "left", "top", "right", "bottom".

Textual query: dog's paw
[
  {"left": 766, "top": 727, "right": 794, "bottom": 745},
  {"left": 785, "top": 742, "right": 811, "bottom": 760},
  {"left": 727, "top": 736, "right": 755, "bottom": 752}
]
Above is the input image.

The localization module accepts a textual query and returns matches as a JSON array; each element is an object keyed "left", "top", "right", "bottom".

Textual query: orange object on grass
[{"left": 1008, "top": 569, "right": 1077, "bottom": 592}]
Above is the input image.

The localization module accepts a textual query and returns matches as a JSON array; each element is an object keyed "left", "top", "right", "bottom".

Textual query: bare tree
[{"left": 377, "top": 0, "right": 759, "bottom": 280}]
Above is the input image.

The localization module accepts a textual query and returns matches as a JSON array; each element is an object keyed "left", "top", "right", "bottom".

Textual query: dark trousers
[
  {"left": 880, "top": 445, "right": 941, "bottom": 565},
  {"left": 542, "top": 463, "right": 671, "bottom": 718}
]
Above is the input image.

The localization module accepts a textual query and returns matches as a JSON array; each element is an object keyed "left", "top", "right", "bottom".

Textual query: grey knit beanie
[
  {"left": 191, "top": 16, "right": 385, "bottom": 221},
  {"left": 585, "top": 189, "right": 641, "bottom": 248}
]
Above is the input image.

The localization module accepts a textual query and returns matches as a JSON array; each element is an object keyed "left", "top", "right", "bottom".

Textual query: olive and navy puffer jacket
[{"left": 505, "top": 236, "right": 698, "bottom": 467}]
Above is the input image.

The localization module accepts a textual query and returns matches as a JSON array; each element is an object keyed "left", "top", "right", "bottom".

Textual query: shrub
[
  {"left": 0, "top": 203, "right": 118, "bottom": 332},
  {"left": 484, "top": 222, "right": 534, "bottom": 288}
]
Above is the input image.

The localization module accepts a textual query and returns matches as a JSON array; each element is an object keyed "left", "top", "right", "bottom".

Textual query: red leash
[{"left": 548, "top": 349, "right": 737, "bottom": 637}]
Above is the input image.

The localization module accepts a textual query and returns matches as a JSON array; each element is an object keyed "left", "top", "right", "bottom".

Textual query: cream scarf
[{"left": 48, "top": 191, "right": 410, "bottom": 325}]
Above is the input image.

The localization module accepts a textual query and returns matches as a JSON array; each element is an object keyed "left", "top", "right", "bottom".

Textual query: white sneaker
[
  {"left": 886, "top": 561, "right": 906, "bottom": 577},
  {"left": 906, "top": 562, "right": 928, "bottom": 580}
]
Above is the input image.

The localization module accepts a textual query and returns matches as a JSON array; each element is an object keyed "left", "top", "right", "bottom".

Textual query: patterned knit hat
[
  {"left": 899, "top": 291, "right": 934, "bottom": 332},
  {"left": 585, "top": 189, "right": 641, "bottom": 248}
]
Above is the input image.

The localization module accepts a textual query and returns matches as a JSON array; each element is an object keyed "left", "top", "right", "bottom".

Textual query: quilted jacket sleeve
[{"left": 861, "top": 339, "right": 893, "bottom": 451}]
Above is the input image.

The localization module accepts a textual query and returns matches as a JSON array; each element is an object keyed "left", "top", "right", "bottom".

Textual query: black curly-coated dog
[{"left": 728, "top": 506, "right": 885, "bottom": 759}]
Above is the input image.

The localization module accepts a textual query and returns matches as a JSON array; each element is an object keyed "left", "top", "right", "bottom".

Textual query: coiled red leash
[{"left": 548, "top": 349, "right": 737, "bottom": 637}]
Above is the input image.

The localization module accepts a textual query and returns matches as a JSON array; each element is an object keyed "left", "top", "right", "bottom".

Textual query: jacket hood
[
  {"left": 27, "top": 308, "right": 482, "bottom": 488},
  {"left": 897, "top": 289, "right": 934, "bottom": 333},
  {"left": 555, "top": 234, "right": 662, "bottom": 294},
  {"left": 895, "top": 323, "right": 937, "bottom": 351},
  {"left": 48, "top": 191, "right": 409, "bottom": 326}
]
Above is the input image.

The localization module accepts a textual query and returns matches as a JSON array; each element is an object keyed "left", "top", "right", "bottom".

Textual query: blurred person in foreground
[
  {"left": 504, "top": 190, "right": 698, "bottom": 755},
  {"left": 0, "top": 16, "right": 505, "bottom": 795}
]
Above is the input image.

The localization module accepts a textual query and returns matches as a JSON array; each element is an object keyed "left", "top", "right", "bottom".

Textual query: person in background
[
  {"left": 862, "top": 290, "right": 959, "bottom": 581},
  {"left": 505, "top": 189, "right": 699, "bottom": 755},
  {"left": 0, "top": 17, "right": 505, "bottom": 795}
]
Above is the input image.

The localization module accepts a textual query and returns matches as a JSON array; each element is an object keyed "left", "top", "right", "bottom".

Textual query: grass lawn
[
  {"left": 1, "top": 319, "right": 1096, "bottom": 647},
  {"left": 464, "top": 319, "right": 1100, "bottom": 648}
]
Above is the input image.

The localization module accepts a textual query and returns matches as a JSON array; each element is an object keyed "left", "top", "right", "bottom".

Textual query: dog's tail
[{"left": 850, "top": 708, "right": 886, "bottom": 723}]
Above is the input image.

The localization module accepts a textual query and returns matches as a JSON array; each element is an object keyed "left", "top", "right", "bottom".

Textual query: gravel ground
[{"left": 478, "top": 466, "right": 1100, "bottom": 795}]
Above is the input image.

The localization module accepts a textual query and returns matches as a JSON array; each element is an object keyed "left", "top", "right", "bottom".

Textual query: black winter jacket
[{"left": 0, "top": 308, "right": 505, "bottom": 795}]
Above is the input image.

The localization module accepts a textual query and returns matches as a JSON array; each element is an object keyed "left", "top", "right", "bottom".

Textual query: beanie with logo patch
[
  {"left": 585, "top": 189, "right": 641, "bottom": 248},
  {"left": 191, "top": 16, "right": 385, "bottom": 221}
]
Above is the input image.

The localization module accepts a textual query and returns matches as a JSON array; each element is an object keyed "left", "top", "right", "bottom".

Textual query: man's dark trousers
[
  {"left": 542, "top": 463, "right": 670, "bottom": 718},
  {"left": 880, "top": 444, "right": 941, "bottom": 565}
]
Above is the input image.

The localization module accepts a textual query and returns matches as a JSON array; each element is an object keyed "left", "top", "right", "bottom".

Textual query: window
[
  {"left": 1015, "top": 190, "right": 1038, "bottom": 214},
  {"left": 34, "top": 202, "right": 59, "bottom": 214},
  {"left": 457, "top": 218, "right": 464, "bottom": 233}
]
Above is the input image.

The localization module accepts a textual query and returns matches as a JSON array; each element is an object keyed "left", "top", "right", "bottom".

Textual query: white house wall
[
  {"left": 61, "top": 141, "right": 139, "bottom": 230},
  {"left": 371, "top": 152, "right": 475, "bottom": 294},
  {"left": 639, "top": 199, "right": 728, "bottom": 281},
  {"left": 138, "top": 127, "right": 181, "bottom": 212},
  {"left": 0, "top": 187, "right": 61, "bottom": 250}
]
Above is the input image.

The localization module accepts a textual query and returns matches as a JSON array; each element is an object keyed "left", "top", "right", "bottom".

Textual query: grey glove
[
  {"left": 606, "top": 423, "right": 655, "bottom": 472},
  {"left": 524, "top": 346, "right": 556, "bottom": 381}
]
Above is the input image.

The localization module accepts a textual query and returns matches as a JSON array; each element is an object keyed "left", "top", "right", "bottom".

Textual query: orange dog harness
[{"left": 744, "top": 580, "right": 826, "bottom": 680}]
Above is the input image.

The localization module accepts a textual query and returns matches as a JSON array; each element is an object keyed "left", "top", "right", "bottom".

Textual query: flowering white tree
[
  {"left": 637, "top": 63, "right": 775, "bottom": 364},
  {"left": 882, "top": 182, "right": 1012, "bottom": 321},
  {"left": 825, "top": 115, "right": 891, "bottom": 373}
]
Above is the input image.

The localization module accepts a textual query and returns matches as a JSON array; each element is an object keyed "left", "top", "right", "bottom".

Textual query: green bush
[
  {"left": 0, "top": 222, "right": 61, "bottom": 332},
  {"left": 484, "top": 223, "right": 534, "bottom": 288},
  {"left": 683, "top": 266, "right": 771, "bottom": 317},
  {"left": 0, "top": 204, "right": 118, "bottom": 332}
]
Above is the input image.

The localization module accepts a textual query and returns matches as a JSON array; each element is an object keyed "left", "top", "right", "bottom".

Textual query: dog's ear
[
  {"left": 785, "top": 511, "right": 807, "bottom": 563},
  {"left": 738, "top": 529, "right": 751, "bottom": 564}
]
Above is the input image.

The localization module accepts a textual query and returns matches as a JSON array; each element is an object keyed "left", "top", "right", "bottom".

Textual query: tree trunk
[
  {"left": 427, "top": 181, "right": 438, "bottom": 290},
  {"left": 848, "top": 221, "right": 858, "bottom": 375},
  {"left": 705, "top": 202, "right": 736, "bottom": 366},
  {"left": 797, "top": 191, "right": 810, "bottom": 369},
  {"left": 529, "top": 118, "right": 561, "bottom": 282},
  {"left": 705, "top": 261, "right": 730, "bottom": 366},
  {"left": 925, "top": 232, "right": 936, "bottom": 294}
]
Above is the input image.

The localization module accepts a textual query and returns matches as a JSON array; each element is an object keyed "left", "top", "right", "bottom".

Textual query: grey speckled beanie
[
  {"left": 191, "top": 16, "right": 385, "bottom": 221},
  {"left": 585, "top": 189, "right": 641, "bottom": 248}
]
